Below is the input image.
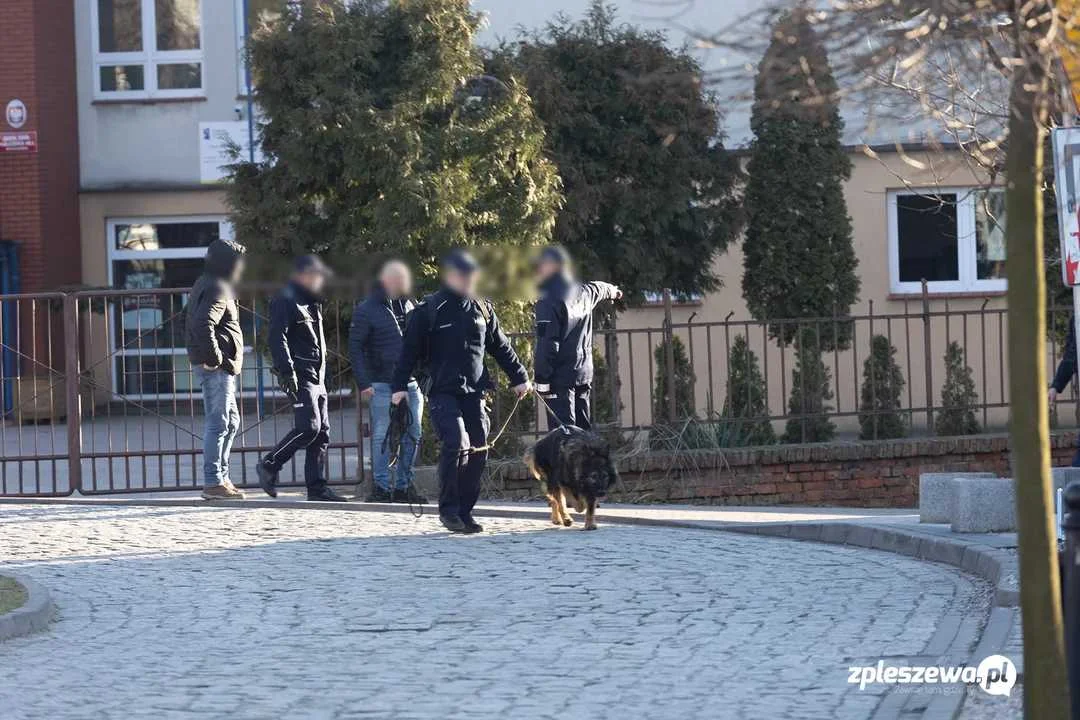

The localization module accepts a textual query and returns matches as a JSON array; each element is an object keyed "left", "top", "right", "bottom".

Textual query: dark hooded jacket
[
  {"left": 185, "top": 239, "right": 246, "bottom": 375},
  {"left": 534, "top": 274, "right": 619, "bottom": 388}
]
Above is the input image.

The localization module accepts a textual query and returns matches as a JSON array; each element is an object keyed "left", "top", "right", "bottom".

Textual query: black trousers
[
  {"left": 543, "top": 384, "right": 591, "bottom": 431},
  {"left": 428, "top": 392, "right": 489, "bottom": 519},
  {"left": 263, "top": 382, "right": 329, "bottom": 492}
]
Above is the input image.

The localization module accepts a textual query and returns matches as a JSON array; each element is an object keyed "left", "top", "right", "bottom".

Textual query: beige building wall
[
  {"left": 79, "top": 189, "right": 228, "bottom": 286},
  {"left": 616, "top": 148, "right": 1032, "bottom": 436}
]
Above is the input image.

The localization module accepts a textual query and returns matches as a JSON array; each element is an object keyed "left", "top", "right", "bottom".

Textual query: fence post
[
  {"left": 921, "top": 279, "right": 934, "bottom": 433},
  {"left": 63, "top": 294, "right": 82, "bottom": 494},
  {"left": 663, "top": 289, "right": 677, "bottom": 423}
]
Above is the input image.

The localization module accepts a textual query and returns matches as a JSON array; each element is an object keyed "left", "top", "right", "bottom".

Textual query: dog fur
[{"left": 524, "top": 426, "right": 618, "bottom": 530}]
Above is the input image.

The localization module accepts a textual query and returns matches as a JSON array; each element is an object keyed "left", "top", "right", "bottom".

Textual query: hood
[
  {"left": 540, "top": 272, "right": 571, "bottom": 298},
  {"left": 204, "top": 238, "right": 246, "bottom": 280}
]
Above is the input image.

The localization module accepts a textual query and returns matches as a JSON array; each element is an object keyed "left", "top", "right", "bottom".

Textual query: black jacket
[
  {"left": 391, "top": 287, "right": 528, "bottom": 395},
  {"left": 349, "top": 287, "right": 414, "bottom": 390},
  {"left": 268, "top": 282, "right": 327, "bottom": 386},
  {"left": 1054, "top": 318, "right": 1078, "bottom": 393},
  {"left": 534, "top": 274, "right": 619, "bottom": 388},
  {"left": 185, "top": 239, "right": 246, "bottom": 376}
]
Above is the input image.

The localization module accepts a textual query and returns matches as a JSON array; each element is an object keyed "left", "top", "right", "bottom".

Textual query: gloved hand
[{"left": 279, "top": 374, "right": 299, "bottom": 401}]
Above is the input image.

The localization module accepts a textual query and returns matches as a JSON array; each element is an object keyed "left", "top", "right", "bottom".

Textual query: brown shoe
[{"left": 202, "top": 483, "right": 245, "bottom": 500}]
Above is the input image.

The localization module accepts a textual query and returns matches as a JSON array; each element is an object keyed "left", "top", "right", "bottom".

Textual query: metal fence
[{"left": 0, "top": 286, "right": 1077, "bottom": 496}]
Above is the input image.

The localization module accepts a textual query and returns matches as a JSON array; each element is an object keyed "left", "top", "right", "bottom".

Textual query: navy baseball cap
[
  {"left": 294, "top": 254, "right": 333, "bottom": 276},
  {"left": 535, "top": 245, "right": 570, "bottom": 267},
  {"left": 442, "top": 249, "right": 479, "bottom": 274}
]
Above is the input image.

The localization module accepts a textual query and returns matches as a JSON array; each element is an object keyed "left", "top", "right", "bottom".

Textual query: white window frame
[
  {"left": 106, "top": 216, "right": 254, "bottom": 400},
  {"left": 887, "top": 187, "right": 1008, "bottom": 295},
  {"left": 92, "top": 0, "right": 205, "bottom": 100}
]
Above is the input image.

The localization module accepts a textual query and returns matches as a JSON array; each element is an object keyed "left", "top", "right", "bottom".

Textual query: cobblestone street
[{"left": 0, "top": 504, "right": 1000, "bottom": 719}]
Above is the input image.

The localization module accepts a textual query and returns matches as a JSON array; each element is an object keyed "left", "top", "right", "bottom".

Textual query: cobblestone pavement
[{"left": 0, "top": 504, "right": 1000, "bottom": 720}]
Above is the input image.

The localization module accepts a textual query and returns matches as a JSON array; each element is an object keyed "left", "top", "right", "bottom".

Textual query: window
[
  {"left": 93, "top": 0, "right": 203, "bottom": 99},
  {"left": 106, "top": 217, "right": 270, "bottom": 398},
  {"left": 887, "top": 188, "right": 1006, "bottom": 294}
]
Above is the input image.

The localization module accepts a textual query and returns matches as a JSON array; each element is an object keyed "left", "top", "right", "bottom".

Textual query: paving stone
[{"left": 0, "top": 503, "right": 1002, "bottom": 720}]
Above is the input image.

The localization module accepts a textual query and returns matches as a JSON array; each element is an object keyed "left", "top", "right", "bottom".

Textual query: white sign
[
  {"left": 1054, "top": 127, "right": 1080, "bottom": 286},
  {"left": 5, "top": 99, "right": 26, "bottom": 129},
  {"left": 199, "top": 122, "right": 262, "bottom": 184}
]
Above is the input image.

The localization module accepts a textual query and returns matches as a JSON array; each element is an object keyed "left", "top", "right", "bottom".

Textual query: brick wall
[
  {"left": 486, "top": 432, "right": 1080, "bottom": 508},
  {"left": 0, "top": 0, "right": 80, "bottom": 292}
]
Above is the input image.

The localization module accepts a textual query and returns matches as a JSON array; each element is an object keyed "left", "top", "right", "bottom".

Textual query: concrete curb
[{"left": 0, "top": 574, "right": 53, "bottom": 642}]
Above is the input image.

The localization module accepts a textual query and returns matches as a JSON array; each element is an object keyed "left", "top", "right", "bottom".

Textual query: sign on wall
[
  {"left": 5, "top": 99, "right": 27, "bottom": 129},
  {"left": 199, "top": 122, "right": 263, "bottom": 184},
  {"left": 0, "top": 131, "right": 37, "bottom": 153},
  {"left": 1053, "top": 127, "right": 1080, "bottom": 286}
]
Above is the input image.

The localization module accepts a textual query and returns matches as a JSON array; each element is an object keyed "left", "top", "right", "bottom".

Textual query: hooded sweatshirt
[{"left": 185, "top": 238, "right": 246, "bottom": 375}]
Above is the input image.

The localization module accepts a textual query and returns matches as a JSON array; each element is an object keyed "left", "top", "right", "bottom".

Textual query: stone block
[
  {"left": 918, "top": 472, "right": 994, "bottom": 523},
  {"left": 951, "top": 477, "right": 1016, "bottom": 533}
]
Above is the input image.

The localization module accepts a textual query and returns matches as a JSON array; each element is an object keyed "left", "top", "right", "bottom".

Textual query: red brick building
[{"left": 0, "top": 0, "right": 81, "bottom": 293}]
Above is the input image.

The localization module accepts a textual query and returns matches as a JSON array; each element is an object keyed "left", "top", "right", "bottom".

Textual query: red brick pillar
[
  {"left": 0, "top": 1, "right": 80, "bottom": 383},
  {"left": 0, "top": 0, "right": 81, "bottom": 293}
]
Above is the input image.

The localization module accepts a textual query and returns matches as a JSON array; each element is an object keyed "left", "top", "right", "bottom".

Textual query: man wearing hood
[
  {"left": 186, "top": 238, "right": 248, "bottom": 500},
  {"left": 533, "top": 246, "right": 621, "bottom": 431}
]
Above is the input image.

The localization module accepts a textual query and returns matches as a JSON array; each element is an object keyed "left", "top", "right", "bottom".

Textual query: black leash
[{"left": 382, "top": 400, "right": 424, "bottom": 518}]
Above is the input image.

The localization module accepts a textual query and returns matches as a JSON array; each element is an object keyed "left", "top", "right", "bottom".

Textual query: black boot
[
  {"left": 365, "top": 486, "right": 392, "bottom": 503},
  {"left": 440, "top": 514, "right": 468, "bottom": 533},
  {"left": 398, "top": 484, "right": 428, "bottom": 505},
  {"left": 460, "top": 514, "right": 483, "bottom": 534},
  {"left": 308, "top": 487, "right": 349, "bottom": 502},
  {"left": 256, "top": 463, "right": 278, "bottom": 498}
]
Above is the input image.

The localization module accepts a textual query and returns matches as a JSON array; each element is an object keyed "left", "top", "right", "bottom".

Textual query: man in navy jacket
[
  {"left": 349, "top": 260, "right": 426, "bottom": 503},
  {"left": 533, "top": 246, "right": 621, "bottom": 430},
  {"left": 256, "top": 255, "right": 348, "bottom": 502},
  {"left": 391, "top": 250, "right": 531, "bottom": 533}
]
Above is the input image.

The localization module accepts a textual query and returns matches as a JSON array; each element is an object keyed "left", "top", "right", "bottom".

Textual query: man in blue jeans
[
  {"left": 185, "top": 238, "right": 247, "bottom": 500},
  {"left": 349, "top": 260, "right": 426, "bottom": 503}
]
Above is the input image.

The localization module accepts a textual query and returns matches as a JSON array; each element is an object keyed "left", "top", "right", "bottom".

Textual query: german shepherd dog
[{"left": 524, "top": 427, "right": 618, "bottom": 530}]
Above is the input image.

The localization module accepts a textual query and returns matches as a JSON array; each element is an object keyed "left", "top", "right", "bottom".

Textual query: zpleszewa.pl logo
[{"left": 848, "top": 655, "right": 1017, "bottom": 697}]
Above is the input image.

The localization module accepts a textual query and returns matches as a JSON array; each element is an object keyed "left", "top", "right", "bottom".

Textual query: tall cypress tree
[
  {"left": 227, "top": 0, "right": 560, "bottom": 307},
  {"left": 742, "top": 9, "right": 859, "bottom": 351}
]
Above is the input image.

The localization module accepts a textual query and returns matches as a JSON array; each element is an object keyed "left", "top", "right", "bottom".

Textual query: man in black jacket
[
  {"left": 349, "top": 259, "right": 426, "bottom": 503},
  {"left": 533, "top": 246, "right": 621, "bottom": 431},
  {"left": 391, "top": 250, "right": 531, "bottom": 533},
  {"left": 256, "top": 255, "right": 348, "bottom": 502},
  {"left": 1050, "top": 316, "right": 1080, "bottom": 465},
  {"left": 186, "top": 238, "right": 248, "bottom": 500}
]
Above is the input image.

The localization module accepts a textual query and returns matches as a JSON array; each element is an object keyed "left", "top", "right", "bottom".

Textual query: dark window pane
[
  {"left": 113, "top": 258, "right": 202, "bottom": 351},
  {"left": 156, "top": 0, "right": 200, "bottom": 50},
  {"left": 114, "top": 221, "right": 220, "bottom": 251},
  {"left": 157, "top": 63, "right": 201, "bottom": 90},
  {"left": 100, "top": 65, "right": 146, "bottom": 92},
  {"left": 976, "top": 190, "right": 1007, "bottom": 280},
  {"left": 98, "top": 0, "right": 143, "bottom": 52},
  {"left": 896, "top": 193, "right": 959, "bottom": 283}
]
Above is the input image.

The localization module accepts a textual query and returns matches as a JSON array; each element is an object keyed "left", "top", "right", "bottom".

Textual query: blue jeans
[
  {"left": 196, "top": 367, "right": 240, "bottom": 488},
  {"left": 371, "top": 382, "right": 423, "bottom": 491}
]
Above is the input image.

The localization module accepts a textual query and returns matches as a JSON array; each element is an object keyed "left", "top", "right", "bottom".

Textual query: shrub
[
  {"left": 782, "top": 330, "right": 835, "bottom": 443},
  {"left": 653, "top": 335, "right": 695, "bottom": 423},
  {"left": 858, "top": 335, "right": 907, "bottom": 440},
  {"left": 720, "top": 335, "right": 776, "bottom": 446},
  {"left": 936, "top": 341, "right": 980, "bottom": 436}
]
